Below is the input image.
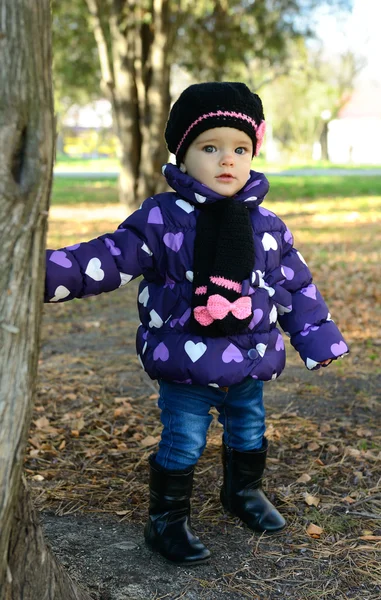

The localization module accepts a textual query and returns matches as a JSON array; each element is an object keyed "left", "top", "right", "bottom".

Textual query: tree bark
[
  {"left": 0, "top": 1, "right": 91, "bottom": 598},
  {"left": 85, "top": 0, "right": 174, "bottom": 211}
]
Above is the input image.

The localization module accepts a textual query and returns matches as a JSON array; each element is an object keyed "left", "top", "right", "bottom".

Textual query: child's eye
[
  {"left": 235, "top": 147, "right": 248, "bottom": 155},
  {"left": 202, "top": 145, "right": 216, "bottom": 153}
]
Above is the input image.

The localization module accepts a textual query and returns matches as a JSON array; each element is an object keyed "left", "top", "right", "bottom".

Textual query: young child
[{"left": 45, "top": 82, "right": 348, "bottom": 565}]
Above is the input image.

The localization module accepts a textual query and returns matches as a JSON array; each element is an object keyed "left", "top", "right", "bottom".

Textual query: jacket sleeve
[
  {"left": 45, "top": 196, "right": 163, "bottom": 303},
  {"left": 275, "top": 224, "right": 349, "bottom": 370}
]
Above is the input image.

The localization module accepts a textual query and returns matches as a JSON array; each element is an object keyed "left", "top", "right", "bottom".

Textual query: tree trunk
[
  {"left": 85, "top": 0, "right": 174, "bottom": 211},
  {"left": 320, "top": 120, "right": 329, "bottom": 162},
  {"left": 136, "top": 0, "right": 172, "bottom": 200},
  {"left": 0, "top": 2, "right": 91, "bottom": 598}
]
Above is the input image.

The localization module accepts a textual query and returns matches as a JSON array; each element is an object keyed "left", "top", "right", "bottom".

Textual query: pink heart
[
  {"left": 163, "top": 232, "right": 184, "bottom": 252},
  {"left": 153, "top": 342, "right": 169, "bottom": 362},
  {"left": 49, "top": 251, "right": 72, "bottom": 269},
  {"left": 222, "top": 343, "right": 243, "bottom": 364},
  {"left": 275, "top": 334, "right": 284, "bottom": 351},
  {"left": 330, "top": 341, "right": 348, "bottom": 357}
]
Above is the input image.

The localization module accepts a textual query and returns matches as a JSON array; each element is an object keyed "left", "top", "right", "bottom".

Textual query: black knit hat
[{"left": 165, "top": 81, "right": 266, "bottom": 165}]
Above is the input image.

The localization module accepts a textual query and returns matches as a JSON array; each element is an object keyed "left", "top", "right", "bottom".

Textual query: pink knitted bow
[{"left": 194, "top": 294, "right": 252, "bottom": 326}]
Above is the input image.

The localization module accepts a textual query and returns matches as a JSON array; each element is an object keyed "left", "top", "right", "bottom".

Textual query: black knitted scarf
[{"left": 190, "top": 199, "right": 255, "bottom": 337}]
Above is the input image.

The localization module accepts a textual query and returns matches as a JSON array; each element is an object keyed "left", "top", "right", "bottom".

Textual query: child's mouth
[{"left": 217, "top": 174, "right": 235, "bottom": 181}]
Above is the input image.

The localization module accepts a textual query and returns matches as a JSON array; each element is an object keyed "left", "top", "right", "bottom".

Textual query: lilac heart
[
  {"left": 173, "top": 378, "right": 193, "bottom": 385},
  {"left": 148, "top": 206, "right": 164, "bottom": 225},
  {"left": 244, "top": 179, "right": 261, "bottom": 191},
  {"left": 49, "top": 251, "right": 72, "bottom": 269},
  {"left": 300, "top": 323, "right": 319, "bottom": 337},
  {"left": 284, "top": 228, "right": 293, "bottom": 245},
  {"left": 301, "top": 284, "right": 317, "bottom": 300},
  {"left": 248, "top": 309, "right": 263, "bottom": 330},
  {"left": 330, "top": 341, "right": 348, "bottom": 357},
  {"left": 142, "top": 331, "right": 149, "bottom": 340},
  {"left": 259, "top": 207, "right": 275, "bottom": 217},
  {"left": 281, "top": 265, "right": 294, "bottom": 281},
  {"left": 179, "top": 307, "right": 191, "bottom": 326},
  {"left": 222, "top": 343, "right": 243, "bottom": 364},
  {"left": 170, "top": 318, "right": 179, "bottom": 328},
  {"left": 164, "top": 273, "right": 175, "bottom": 289},
  {"left": 163, "top": 232, "right": 184, "bottom": 252},
  {"left": 153, "top": 342, "right": 169, "bottom": 362},
  {"left": 275, "top": 334, "right": 284, "bottom": 351},
  {"left": 105, "top": 238, "right": 121, "bottom": 256},
  {"left": 66, "top": 243, "right": 80, "bottom": 251}
]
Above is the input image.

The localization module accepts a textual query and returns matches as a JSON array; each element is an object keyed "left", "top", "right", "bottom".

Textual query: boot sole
[
  {"left": 145, "top": 538, "right": 211, "bottom": 565},
  {"left": 222, "top": 506, "right": 286, "bottom": 534}
]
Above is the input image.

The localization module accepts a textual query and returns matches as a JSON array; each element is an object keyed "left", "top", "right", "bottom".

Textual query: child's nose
[{"left": 220, "top": 151, "right": 234, "bottom": 166}]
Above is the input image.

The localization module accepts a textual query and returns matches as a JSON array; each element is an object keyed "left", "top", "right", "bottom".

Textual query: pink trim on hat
[
  {"left": 195, "top": 285, "right": 207, "bottom": 295},
  {"left": 176, "top": 111, "right": 266, "bottom": 157},
  {"left": 210, "top": 276, "right": 242, "bottom": 293}
]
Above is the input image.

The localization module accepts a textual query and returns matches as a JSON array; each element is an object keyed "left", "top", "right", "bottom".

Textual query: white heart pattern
[
  {"left": 119, "top": 273, "right": 133, "bottom": 287},
  {"left": 256, "top": 343, "right": 267, "bottom": 358},
  {"left": 186, "top": 270, "right": 194, "bottom": 282},
  {"left": 141, "top": 243, "right": 153, "bottom": 256},
  {"left": 297, "top": 251, "right": 307, "bottom": 265},
  {"left": 138, "top": 286, "right": 149, "bottom": 307},
  {"left": 85, "top": 258, "right": 105, "bottom": 281},
  {"left": 194, "top": 193, "right": 206, "bottom": 203},
  {"left": 269, "top": 305, "right": 278, "bottom": 324},
  {"left": 306, "top": 357, "right": 319, "bottom": 370},
  {"left": 244, "top": 195, "right": 258, "bottom": 202},
  {"left": 49, "top": 285, "right": 70, "bottom": 302},
  {"left": 184, "top": 341, "right": 207, "bottom": 363},
  {"left": 208, "top": 383, "right": 219, "bottom": 388},
  {"left": 149, "top": 310, "right": 163, "bottom": 328},
  {"left": 262, "top": 232, "right": 278, "bottom": 252},
  {"left": 176, "top": 199, "right": 194, "bottom": 213}
]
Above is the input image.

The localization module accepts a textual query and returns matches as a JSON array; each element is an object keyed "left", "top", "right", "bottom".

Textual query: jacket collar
[{"left": 162, "top": 163, "right": 269, "bottom": 209}]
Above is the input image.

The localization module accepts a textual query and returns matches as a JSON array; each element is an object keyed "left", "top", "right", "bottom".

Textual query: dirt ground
[{"left": 28, "top": 279, "right": 381, "bottom": 600}]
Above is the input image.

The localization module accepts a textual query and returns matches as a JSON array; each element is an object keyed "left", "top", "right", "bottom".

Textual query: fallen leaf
[
  {"left": 328, "top": 444, "right": 339, "bottom": 453},
  {"left": 359, "top": 535, "right": 381, "bottom": 541},
  {"left": 308, "top": 442, "right": 320, "bottom": 451},
  {"left": 307, "top": 523, "right": 323, "bottom": 538},
  {"left": 32, "top": 474, "right": 45, "bottom": 482},
  {"left": 297, "top": 473, "right": 312, "bottom": 484},
  {"left": 305, "top": 493, "right": 320, "bottom": 507},
  {"left": 140, "top": 435, "right": 160, "bottom": 447},
  {"left": 34, "top": 416, "right": 50, "bottom": 429},
  {"left": 342, "top": 496, "right": 356, "bottom": 504}
]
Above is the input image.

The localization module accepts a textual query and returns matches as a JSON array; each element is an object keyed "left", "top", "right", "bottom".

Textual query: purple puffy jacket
[{"left": 45, "top": 164, "right": 349, "bottom": 387}]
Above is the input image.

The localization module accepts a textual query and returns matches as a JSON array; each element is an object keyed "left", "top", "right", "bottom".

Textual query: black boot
[
  {"left": 221, "top": 438, "right": 286, "bottom": 533},
  {"left": 144, "top": 455, "right": 211, "bottom": 564}
]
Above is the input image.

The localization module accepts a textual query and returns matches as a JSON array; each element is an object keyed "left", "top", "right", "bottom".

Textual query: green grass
[
  {"left": 51, "top": 173, "right": 381, "bottom": 206},
  {"left": 52, "top": 177, "right": 119, "bottom": 205}
]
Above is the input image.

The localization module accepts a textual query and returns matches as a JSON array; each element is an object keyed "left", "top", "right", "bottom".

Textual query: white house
[{"left": 328, "top": 81, "right": 381, "bottom": 164}]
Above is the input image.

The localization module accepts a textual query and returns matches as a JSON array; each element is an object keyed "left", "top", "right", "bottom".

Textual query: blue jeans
[{"left": 155, "top": 378, "right": 265, "bottom": 470}]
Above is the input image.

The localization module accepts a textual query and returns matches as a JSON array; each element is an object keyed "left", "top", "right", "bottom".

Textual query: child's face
[{"left": 182, "top": 127, "right": 253, "bottom": 196}]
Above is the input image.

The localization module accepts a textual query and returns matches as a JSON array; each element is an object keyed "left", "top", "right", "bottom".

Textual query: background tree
[
  {"left": 52, "top": 0, "right": 353, "bottom": 208},
  {"left": 0, "top": 1, "right": 91, "bottom": 597}
]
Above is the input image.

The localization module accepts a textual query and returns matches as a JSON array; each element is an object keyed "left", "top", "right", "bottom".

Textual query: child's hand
[{"left": 319, "top": 359, "right": 332, "bottom": 367}]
